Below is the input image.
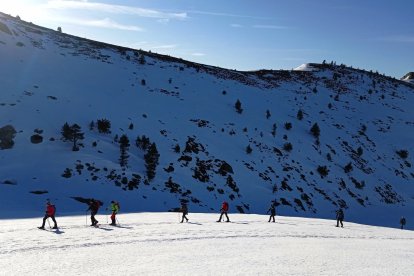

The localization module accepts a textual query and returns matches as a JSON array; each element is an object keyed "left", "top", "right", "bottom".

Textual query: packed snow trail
[{"left": 0, "top": 213, "right": 413, "bottom": 275}]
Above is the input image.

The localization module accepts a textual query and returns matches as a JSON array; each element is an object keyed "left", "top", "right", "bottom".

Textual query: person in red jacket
[
  {"left": 38, "top": 199, "right": 58, "bottom": 229},
  {"left": 217, "top": 201, "right": 230, "bottom": 222}
]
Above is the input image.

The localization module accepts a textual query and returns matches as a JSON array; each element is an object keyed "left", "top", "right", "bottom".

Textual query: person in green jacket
[{"left": 107, "top": 201, "right": 120, "bottom": 226}]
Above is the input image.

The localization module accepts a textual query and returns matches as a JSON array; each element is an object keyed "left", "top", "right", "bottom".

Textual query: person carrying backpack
[
  {"left": 267, "top": 200, "right": 276, "bottom": 223},
  {"left": 400, "top": 216, "right": 406, "bottom": 230},
  {"left": 180, "top": 202, "right": 189, "bottom": 223},
  {"left": 336, "top": 208, "right": 344, "bottom": 228},
  {"left": 86, "top": 199, "right": 101, "bottom": 226},
  {"left": 38, "top": 199, "right": 58, "bottom": 229},
  {"left": 107, "top": 201, "right": 120, "bottom": 226},
  {"left": 217, "top": 201, "right": 230, "bottom": 222}
]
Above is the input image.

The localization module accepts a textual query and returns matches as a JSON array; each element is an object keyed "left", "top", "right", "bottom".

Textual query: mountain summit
[{"left": 0, "top": 12, "right": 413, "bottom": 227}]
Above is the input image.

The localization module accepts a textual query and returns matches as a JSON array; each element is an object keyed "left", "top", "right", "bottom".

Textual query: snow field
[{"left": 0, "top": 213, "right": 413, "bottom": 276}]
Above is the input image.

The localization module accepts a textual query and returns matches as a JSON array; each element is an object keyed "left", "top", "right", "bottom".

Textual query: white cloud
[
  {"left": 85, "top": 18, "right": 143, "bottom": 31},
  {"left": 253, "top": 25, "right": 288, "bottom": 30},
  {"left": 54, "top": 16, "right": 143, "bottom": 31},
  {"left": 188, "top": 10, "right": 270, "bottom": 20},
  {"left": 47, "top": 0, "right": 187, "bottom": 20}
]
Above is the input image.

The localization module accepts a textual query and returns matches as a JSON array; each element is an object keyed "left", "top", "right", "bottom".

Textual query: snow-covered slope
[
  {"left": 0, "top": 12, "right": 413, "bottom": 227},
  {"left": 1, "top": 213, "right": 413, "bottom": 275},
  {"left": 402, "top": 72, "right": 414, "bottom": 84},
  {"left": 293, "top": 63, "right": 319, "bottom": 72}
]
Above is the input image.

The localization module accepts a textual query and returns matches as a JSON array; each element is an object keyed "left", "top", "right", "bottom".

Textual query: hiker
[
  {"left": 106, "top": 201, "right": 120, "bottom": 226},
  {"left": 86, "top": 199, "right": 101, "bottom": 226},
  {"left": 38, "top": 199, "right": 58, "bottom": 229},
  {"left": 400, "top": 216, "right": 406, "bottom": 230},
  {"left": 336, "top": 208, "right": 344, "bottom": 227},
  {"left": 180, "top": 202, "right": 189, "bottom": 223},
  {"left": 267, "top": 201, "right": 276, "bottom": 223},
  {"left": 217, "top": 201, "right": 230, "bottom": 222}
]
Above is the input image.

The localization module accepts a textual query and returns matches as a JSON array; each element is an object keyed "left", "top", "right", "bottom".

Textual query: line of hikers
[
  {"left": 38, "top": 199, "right": 408, "bottom": 230},
  {"left": 38, "top": 198, "right": 120, "bottom": 229}
]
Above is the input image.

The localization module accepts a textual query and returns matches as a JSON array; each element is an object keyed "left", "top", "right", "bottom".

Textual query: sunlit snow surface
[{"left": 1, "top": 213, "right": 413, "bottom": 276}]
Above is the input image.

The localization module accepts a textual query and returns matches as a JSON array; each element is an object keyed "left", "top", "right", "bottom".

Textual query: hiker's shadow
[
  {"left": 114, "top": 225, "right": 134, "bottom": 229},
  {"left": 96, "top": 227, "right": 114, "bottom": 231}
]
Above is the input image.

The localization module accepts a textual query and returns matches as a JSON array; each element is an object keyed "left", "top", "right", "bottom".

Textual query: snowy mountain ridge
[{"left": 0, "top": 12, "right": 413, "bottom": 227}]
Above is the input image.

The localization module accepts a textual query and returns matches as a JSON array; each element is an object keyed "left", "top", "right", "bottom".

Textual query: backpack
[
  {"left": 115, "top": 202, "right": 120, "bottom": 211},
  {"left": 222, "top": 202, "right": 229, "bottom": 211},
  {"left": 93, "top": 200, "right": 101, "bottom": 210}
]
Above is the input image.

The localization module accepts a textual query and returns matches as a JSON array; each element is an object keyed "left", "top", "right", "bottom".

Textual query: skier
[
  {"left": 38, "top": 199, "right": 58, "bottom": 230},
  {"left": 106, "top": 201, "right": 120, "bottom": 226},
  {"left": 400, "top": 216, "right": 406, "bottom": 230},
  {"left": 180, "top": 202, "right": 189, "bottom": 223},
  {"left": 86, "top": 199, "right": 101, "bottom": 226},
  {"left": 217, "top": 201, "right": 230, "bottom": 222},
  {"left": 267, "top": 200, "right": 276, "bottom": 223},
  {"left": 336, "top": 208, "right": 344, "bottom": 228}
]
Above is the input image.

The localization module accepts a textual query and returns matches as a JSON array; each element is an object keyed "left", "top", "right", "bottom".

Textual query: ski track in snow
[{"left": 1, "top": 213, "right": 413, "bottom": 276}]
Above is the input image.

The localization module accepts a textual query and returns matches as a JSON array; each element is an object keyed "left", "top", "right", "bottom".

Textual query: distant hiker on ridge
[
  {"left": 86, "top": 199, "right": 101, "bottom": 226},
  {"left": 38, "top": 199, "right": 58, "bottom": 230},
  {"left": 180, "top": 202, "right": 189, "bottom": 223},
  {"left": 400, "top": 216, "right": 406, "bottom": 230},
  {"left": 336, "top": 208, "right": 344, "bottom": 228},
  {"left": 267, "top": 200, "right": 276, "bottom": 223},
  {"left": 106, "top": 200, "right": 120, "bottom": 226},
  {"left": 217, "top": 201, "right": 230, "bottom": 222}
]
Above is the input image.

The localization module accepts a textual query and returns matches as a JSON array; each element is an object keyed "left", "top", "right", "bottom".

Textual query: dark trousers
[
  {"left": 218, "top": 211, "right": 230, "bottom": 222},
  {"left": 181, "top": 213, "right": 188, "bottom": 223},
  {"left": 42, "top": 214, "right": 57, "bottom": 228},
  {"left": 337, "top": 218, "right": 343, "bottom": 227},
  {"left": 268, "top": 214, "right": 276, "bottom": 222},
  {"left": 91, "top": 211, "right": 98, "bottom": 225},
  {"left": 110, "top": 212, "right": 117, "bottom": 225}
]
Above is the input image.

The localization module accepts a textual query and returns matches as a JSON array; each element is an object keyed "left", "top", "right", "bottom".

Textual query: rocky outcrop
[{"left": 0, "top": 125, "right": 16, "bottom": 149}]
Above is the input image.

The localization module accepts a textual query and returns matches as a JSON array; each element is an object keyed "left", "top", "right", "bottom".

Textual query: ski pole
[
  {"left": 116, "top": 217, "right": 121, "bottom": 226},
  {"left": 47, "top": 218, "right": 51, "bottom": 229},
  {"left": 86, "top": 211, "right": 88, "bottom": 226}
]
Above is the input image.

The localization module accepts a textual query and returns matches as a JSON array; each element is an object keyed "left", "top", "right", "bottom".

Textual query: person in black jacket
[
  {"left": 267, "top": 201, "right": 276, "bottom": 223},
  {"left": 87, "top": 199, "right": 101, "bottom": 226},
  {"left": 336, "top": 208, "right": 344, "bottom": 227},
  {"left": 400, "top": 216, "right": 406, "bottom": 230},
  {"left": 180, "top": 202, "right": 189, "bottom": 223}
]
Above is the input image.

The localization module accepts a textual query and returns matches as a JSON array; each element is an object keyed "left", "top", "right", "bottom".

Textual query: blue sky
[{"left": 2, "top": 0, "right": 413, "bottom": 78}]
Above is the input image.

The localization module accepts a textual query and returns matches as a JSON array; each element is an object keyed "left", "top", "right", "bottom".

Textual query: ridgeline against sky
[{"left": 1, "top": 0, "right": 413, "bottom": 78}]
